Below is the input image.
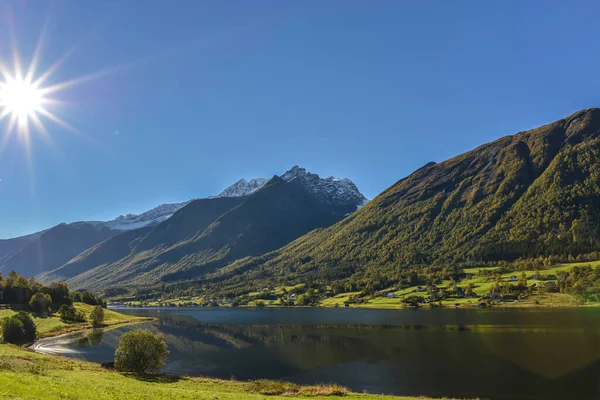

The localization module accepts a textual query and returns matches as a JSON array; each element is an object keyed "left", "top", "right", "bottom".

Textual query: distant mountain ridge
[
  {"left": 86, "top": 201, "right": 193, "bottom": 231},
  {"left": 0, "top": 231, "right": 46, "bottom": 264},
  {"left": 0, "top": 222, "right": 117, "bottom": 277},
  {"left": 30, "top": 166, "right": 365, "bottom": 290}
]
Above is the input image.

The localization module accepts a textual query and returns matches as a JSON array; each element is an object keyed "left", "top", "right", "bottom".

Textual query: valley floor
[{"left": 122, "top": 261, "right": 599, "bottom": 310}]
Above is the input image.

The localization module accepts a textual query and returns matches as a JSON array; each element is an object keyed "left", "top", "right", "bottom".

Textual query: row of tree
[{"left": 0, "top": 270, "right": 106, "bottom": 313}]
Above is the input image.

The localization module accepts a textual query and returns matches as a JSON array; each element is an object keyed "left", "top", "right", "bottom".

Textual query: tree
[
  {"left": 2, "top": 316, "right": 25, "bottom": 344},
  {"left": 518, "top": 272, "right": 527, "bottom": 286},
  {"left": 114, "top": 330, "right": 168, "bottom": 373},
  {"left": 3, "top": 312, "right": 37, "bottom": 344},
  {"left": 29, "top": 292, "right": 52, "bottom": 314},
  {"left": 58, "top": 304, "right": 76, "bottom": 321},
  {"left": 89, "top": 305, "right": 105, "bottom": 326}
]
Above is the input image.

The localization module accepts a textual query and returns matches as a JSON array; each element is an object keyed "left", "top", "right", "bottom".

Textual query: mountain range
[
  {"left": 3, "top": 108, "right": 600, "bottom": 298},
  {"left": 0, "top": 166, "right": 366, "bottom": 291}
]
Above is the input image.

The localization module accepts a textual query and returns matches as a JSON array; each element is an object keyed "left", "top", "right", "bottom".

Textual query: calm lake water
[{"left": 33, "top": 307, "right": 600, "bottom": 400}]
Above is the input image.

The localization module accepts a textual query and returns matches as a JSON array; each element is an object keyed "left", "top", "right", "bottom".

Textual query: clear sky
[{"left": 1, "top": 0, "right": 599, "bottom": 238}]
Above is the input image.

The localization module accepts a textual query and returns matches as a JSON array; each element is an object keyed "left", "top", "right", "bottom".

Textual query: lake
[{"left": 33, "top": 307, "right": 600, "bottom": 399}]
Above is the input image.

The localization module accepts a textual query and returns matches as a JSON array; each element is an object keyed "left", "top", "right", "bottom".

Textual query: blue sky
[{"left": 1, "top": 0, "right": 599, "bottom": 238}]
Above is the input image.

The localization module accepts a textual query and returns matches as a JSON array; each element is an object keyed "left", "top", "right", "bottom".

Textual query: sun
[
  {"left": 0, "top": 75, "right": 44, "bottom": 124},
  {"left": 0, "top": 43, "right": 79, "bottom": 151}
]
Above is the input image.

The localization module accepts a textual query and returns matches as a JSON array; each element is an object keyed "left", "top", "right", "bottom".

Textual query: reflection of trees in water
[
  {"left": 54, "top": 313, "right": 600, "bottom": 399},
  {"left": 153, "top": 315, "right": 410, "bottom": 372},
  {"left": 76, "top": 329, "right": 105, "bottom": 348}
]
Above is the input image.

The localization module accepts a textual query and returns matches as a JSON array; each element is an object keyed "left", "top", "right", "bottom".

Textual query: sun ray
[
  {"left": 35, "top": 107, "right": 82, "bottom": 136},
  {"left": 0, "top": 107, "right": 11, "bottom": 123},
  {"left": 25, "top": 8, "right": 53, "bottom": 84},
  {"left": 1, "top": 115, "right": 18, "bottom": 154},
  {"left": 31, "top": 45, "right": 79, "bottom": 88},
  {"left": 37, "top": 63, "right": 130, "bottom": 97}
]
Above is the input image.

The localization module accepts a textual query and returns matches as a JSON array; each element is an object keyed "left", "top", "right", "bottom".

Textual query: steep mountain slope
[
  {"left": 200, "top": 108, "right": 600, "bottom": 291},
  {"left": 53, "top": 167, "right": 365, "bottom": 291},
  {"left": 0, "top": 231, "right": 45, "bottom": 263},
  {"left": 0, "top": 223, "right": 118, "bottom": 277},
  {"left": 41, "top": 196, "right": 245, "bottom": 284}
]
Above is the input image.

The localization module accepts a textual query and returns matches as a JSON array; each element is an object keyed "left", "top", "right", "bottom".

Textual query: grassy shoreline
[
  {"left": 0, "top": 344, "right": 464, "bottom": 400},
  {"left": 1, "top": 302, "right": 152, "bottom": 339},
  {"left": 1, "top": 307, "right": 464, "bottom": 400}
]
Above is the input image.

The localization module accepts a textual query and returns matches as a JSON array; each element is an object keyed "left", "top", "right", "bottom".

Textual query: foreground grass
[
  {"left": 0, "top": 344, "right": 460, "bottom": 400},
  {"left": 0, "top": 303, "right": 151, "bottom": 338}
]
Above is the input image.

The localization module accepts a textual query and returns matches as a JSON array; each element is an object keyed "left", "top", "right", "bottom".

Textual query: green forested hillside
[{"left": 194, "top": 108, "right": 600, "bottom": 294}]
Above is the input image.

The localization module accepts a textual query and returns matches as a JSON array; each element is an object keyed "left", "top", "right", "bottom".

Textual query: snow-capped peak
[
  {"left": 217, "top": 166, "right": 367, "bottom": 210},
  {"left": 216, "top": 178, "right": 269, "bottom": 198},
  {"left": 280, "top": 166, "right": 367, "bottom": 208}
]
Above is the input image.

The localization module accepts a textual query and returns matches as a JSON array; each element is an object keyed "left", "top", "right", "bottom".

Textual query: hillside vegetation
[{"left": 178, "top": 108, "right": 600, "bottom": 297}]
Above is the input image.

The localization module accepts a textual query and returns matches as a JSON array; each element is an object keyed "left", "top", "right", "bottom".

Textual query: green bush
[
  {"left": 58, "top": 304, "right": 76, "bottom": 321},
  {"left": 60, "top": 306, "right": 86, "bottom": 323},
  {"left": 29, "top": 292, "right": 52, "bottom": 314},
  {"left": 2, "top": 312, "right": 36, "bottom": 344},
  {"left": 114, "top": 330, "right": 167, "bottom": 373},
  {"left": 2, "top": 317, "right": 25, "bottom": 344},
  {"left": 89, "top": 305, "right": 105, "bottom": 326}
]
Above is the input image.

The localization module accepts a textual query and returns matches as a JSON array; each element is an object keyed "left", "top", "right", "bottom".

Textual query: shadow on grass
[{"left": 31, "top": 312, "right": 53, "bottom": 319}]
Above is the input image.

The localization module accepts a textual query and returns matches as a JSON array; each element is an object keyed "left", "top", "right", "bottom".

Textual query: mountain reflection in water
[{"left": 33, "top": 307, "right": 600, "bottom": 400}]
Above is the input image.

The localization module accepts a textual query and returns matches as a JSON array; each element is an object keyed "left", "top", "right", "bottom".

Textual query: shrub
[
  {"left": 89, "top": 305, "right": 105, "bottom": 326},
  {"left": 2, "top": 312, "right": 36, "bottom": 344},
  {"left": 58, "top": 304, "right": 76, "bottom": 321},
  {"left": 29, "top": 292, "right": 52, "bottom": 314},
  {"left": 2, "top": 317, "right": 25, "bottom": 344},
  {"left": 114, "top": 330, "right": 167, "bottom": 373},
  {"left": 14, "top": 312, "right": 37, "bottom": 343}
]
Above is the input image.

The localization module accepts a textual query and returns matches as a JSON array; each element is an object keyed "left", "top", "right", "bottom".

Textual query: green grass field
[
  {"left": 116, "top": 261, "right": 600, "bottom": 311},
  {"left": 0, "top": 303, "right": 150, "bottom": 338},
  {"left": 321, "top": 261, "right": 600, "bottom": 310},
  {"left": 0, "top": 344, "right": 462, "bottom": 400}
]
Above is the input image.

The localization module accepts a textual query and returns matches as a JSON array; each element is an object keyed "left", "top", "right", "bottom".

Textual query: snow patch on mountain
[
  {"left": 216, "top": 178, "right": 269, "bottom": 198},
  {"left": 281, "top": 166, "right": 367, "bottom": 208},
  {"left": 84, "top": 201, "right": 192, "bottom": 231},
  {"left": 217, "top": 166, "right": 367, "bottom": 210}
]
